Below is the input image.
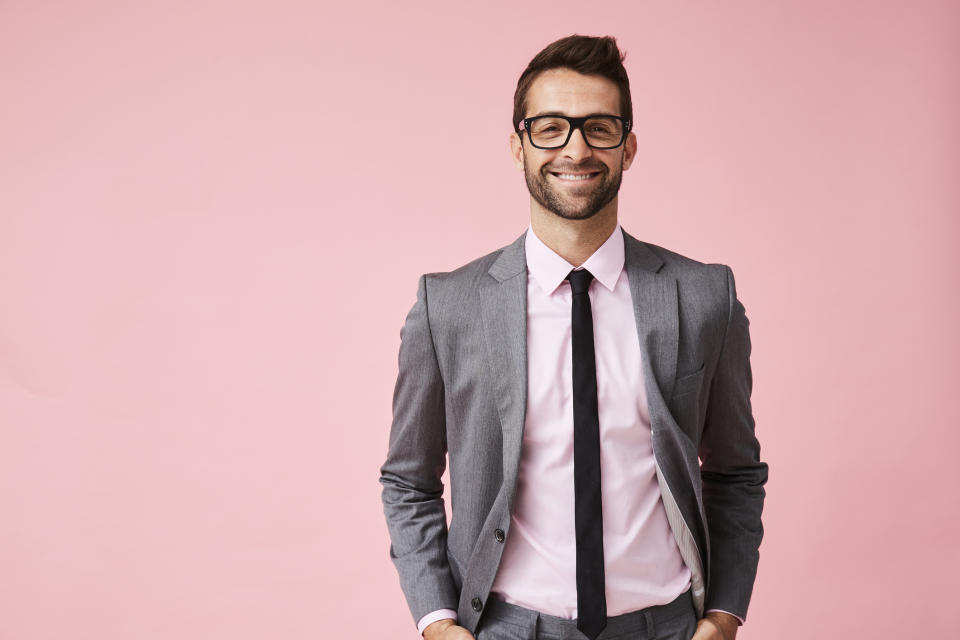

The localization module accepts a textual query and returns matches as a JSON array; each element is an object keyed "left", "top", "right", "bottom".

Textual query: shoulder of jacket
[
  {"left": 639, "top": 240, "right": 728, "bottom": 279},
  {"left": 421, "top": 242, "right": 512, "bottom": 289}
]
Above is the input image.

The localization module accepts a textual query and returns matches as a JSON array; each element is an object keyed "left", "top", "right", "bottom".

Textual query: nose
[{"left": 562, "top": 126, "right": 593, "bottom": 162}]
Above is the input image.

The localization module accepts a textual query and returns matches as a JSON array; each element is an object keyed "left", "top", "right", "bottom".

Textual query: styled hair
[{"left": 513, "top": 34, "right": 633, "bottom": 133}]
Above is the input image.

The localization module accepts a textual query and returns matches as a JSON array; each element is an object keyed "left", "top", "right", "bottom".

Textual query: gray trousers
[{"left": 474, "top": 590, "right": 698, "bottom": 640}]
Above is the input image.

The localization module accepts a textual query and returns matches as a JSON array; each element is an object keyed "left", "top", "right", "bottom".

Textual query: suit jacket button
[
  {"left": 494, "top": 529, "right": 505, "bottom": 542},
  {"left": 471, "top": 597, "right": 483, "bottom": 612}
]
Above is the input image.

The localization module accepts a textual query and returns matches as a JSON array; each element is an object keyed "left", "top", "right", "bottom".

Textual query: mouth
[{"left": 548, "top": 170, "right": 602, "bottom": 183}]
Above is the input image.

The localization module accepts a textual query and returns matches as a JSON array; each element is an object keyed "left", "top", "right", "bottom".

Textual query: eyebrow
[{"left": 527, "top": 111, "right": 621, "bottom": 118}]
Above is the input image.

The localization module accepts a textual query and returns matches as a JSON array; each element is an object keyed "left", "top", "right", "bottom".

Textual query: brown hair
[{"left": 513, "top": 35, "right": 633, "bottom": 133}]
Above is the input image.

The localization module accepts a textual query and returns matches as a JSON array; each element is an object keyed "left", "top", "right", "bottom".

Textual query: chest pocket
[
  {"left": 672, "top": 363, "right": 705, "bottom": 399},
  {"left": 668, "top": 363, "right": 705, "bottom": 444}
]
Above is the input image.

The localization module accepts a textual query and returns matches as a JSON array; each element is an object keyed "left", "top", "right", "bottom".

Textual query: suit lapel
[
  {"left": 479, "top": 231, "right": 528, "bottom": 513},
  {"left": 622, "top": 228, "right": 679, "bottom": 406}
]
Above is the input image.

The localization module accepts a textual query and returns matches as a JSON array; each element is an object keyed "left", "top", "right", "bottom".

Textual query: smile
[{"left": 549, "top": 171, "right": 601, "bottom": 182}]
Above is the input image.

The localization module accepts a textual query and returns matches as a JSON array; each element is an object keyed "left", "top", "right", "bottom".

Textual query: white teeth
[{"left": 555, "top": 173, "right": 594, "bottom": 181}]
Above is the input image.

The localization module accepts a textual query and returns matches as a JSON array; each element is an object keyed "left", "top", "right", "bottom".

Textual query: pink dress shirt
[{"left": 417, "top": 224, "right": 740, "bottom": 634}]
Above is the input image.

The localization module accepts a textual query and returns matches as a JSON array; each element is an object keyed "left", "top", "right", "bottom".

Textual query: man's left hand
[{"left": 690, "top": 611, "right": 738, "bottom": 640}]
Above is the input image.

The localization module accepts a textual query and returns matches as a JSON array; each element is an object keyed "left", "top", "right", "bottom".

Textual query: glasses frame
[{"left": 518, "top": 114, "right": 632, "bottom": 150}]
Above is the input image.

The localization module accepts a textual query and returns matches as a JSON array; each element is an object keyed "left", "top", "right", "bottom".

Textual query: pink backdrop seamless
[{"left": 1, "top": 1, "right": 957, "bottom": 638}]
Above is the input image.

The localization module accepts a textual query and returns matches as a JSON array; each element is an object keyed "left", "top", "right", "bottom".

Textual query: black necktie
[{"left": 566, "top": 268, "right": 607, "bottom": 640}]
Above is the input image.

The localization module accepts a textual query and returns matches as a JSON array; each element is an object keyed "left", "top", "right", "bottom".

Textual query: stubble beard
[{"left": 524, "top": 160, "right": 623, "bottom": 221}]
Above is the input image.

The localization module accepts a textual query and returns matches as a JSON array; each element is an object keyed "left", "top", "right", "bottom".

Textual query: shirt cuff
[
  {"left": 705, "top": 608, "right": 745, "bottom": 625},
  {"left": 416, "top": 609, "right": 458, "bottom": 635}
]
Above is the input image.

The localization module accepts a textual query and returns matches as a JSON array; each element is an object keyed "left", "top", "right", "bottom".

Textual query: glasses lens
[
  {"left": 527, "top": 116, "right": 624, "bottom": 148},
  {"left": 529, "top": 117, "right": 571, "bottom": 148},
  {"left": 583, "top": 117, "right": 623, "bottom": 148}
]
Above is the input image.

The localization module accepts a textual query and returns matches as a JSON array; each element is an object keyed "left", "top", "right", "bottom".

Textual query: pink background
[{"left": 2, "top": 1, "right": 958, "bottom": 638}]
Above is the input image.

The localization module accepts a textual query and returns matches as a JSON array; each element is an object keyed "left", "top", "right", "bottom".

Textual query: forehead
[{"left": 524, "top": 67, "right": 622, "bottom": 117}]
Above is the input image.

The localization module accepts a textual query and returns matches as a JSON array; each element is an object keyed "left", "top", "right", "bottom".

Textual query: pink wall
[{"left": 2, "top": 1, "right": 958, "bottom": 638}]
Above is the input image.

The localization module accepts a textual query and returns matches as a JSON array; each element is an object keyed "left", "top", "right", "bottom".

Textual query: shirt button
[
  {"left": 471, "top": 597, "right": 483, "bottom": 612},
  {"left": 494, "top": 528, "right": 505, "bottom": 543}
]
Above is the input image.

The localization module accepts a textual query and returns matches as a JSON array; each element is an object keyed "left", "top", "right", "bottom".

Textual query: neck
[{"left": 529, "top": 198, "right": 619, "bottom": 267}]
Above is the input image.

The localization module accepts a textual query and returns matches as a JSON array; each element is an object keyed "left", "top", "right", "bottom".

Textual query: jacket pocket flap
[{"left": 672, "top": 363, "right": 705, "bottom": 398}]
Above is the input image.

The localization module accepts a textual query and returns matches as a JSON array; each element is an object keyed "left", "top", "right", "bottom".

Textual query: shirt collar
[{"left": 524, "top": 222, "right": 625, "bottom": 296}]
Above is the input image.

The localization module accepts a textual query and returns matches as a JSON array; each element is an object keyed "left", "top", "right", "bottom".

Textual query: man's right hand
[{"left": 422, "top": 619, "right": 475, "bottom": 640}]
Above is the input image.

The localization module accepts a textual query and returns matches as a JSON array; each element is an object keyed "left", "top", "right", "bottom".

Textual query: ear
[
  {"left": 509, "top": 131, "right": 525, "bottom": 170},
  {"left": 621, "top": 131, "right": 638, "bottom": 171}
]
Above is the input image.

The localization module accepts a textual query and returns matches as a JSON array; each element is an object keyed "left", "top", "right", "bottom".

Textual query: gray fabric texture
[{"left": 379, "top": 228, "right": 768, "bottom": 634}]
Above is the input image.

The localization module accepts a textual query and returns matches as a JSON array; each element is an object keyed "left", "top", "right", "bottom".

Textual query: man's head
[{"left": 510, "top": 35, "right": 637, "bottom": 221}]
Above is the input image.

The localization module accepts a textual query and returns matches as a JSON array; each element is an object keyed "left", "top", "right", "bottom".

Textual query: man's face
[{"left": 510, "top": 68, "right": 637, "bottom": 221}]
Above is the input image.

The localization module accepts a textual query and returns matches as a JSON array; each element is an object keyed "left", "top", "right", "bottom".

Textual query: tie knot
[{"left": 566, "top": 268, "right": 594, "bottom": 295}]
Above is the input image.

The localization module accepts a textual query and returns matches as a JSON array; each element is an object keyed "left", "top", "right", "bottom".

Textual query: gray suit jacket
[{"left": 379, "top": 228, "right": 767, "bottom": 633}]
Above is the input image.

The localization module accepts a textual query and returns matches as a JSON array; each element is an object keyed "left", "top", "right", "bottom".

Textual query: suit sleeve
[
  {"left": 699, "top": 264, "right": 768, "bottom": 620},
  {"left": 379, "top": 274, "right": 459, "bottom": 628}
]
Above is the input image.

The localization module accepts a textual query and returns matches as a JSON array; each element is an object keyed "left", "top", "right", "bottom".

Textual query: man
[{"left": 380, "top": 35, "right": 767, "bottom": 640}]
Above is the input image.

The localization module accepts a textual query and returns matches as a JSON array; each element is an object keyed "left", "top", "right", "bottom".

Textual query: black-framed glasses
[{"left": 518, "top": 114, "right": 632, "bottom": 150}]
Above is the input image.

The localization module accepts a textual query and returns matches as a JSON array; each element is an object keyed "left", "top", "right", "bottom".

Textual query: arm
[
  {"left": 379, "top": 275, "right": 460, "bottom": 628},
  {"left": 698, "top": 265, "right": 768, "bottom": 620}
]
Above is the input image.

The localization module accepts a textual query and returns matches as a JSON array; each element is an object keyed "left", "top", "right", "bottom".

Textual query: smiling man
[{"left": 380, "top": 35, "right": 767, "bottom": 640}]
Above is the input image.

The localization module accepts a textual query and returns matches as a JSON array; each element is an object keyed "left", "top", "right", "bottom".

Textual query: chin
[{"left": 547, "top": 205, "right": 602, "bottom": 221}]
